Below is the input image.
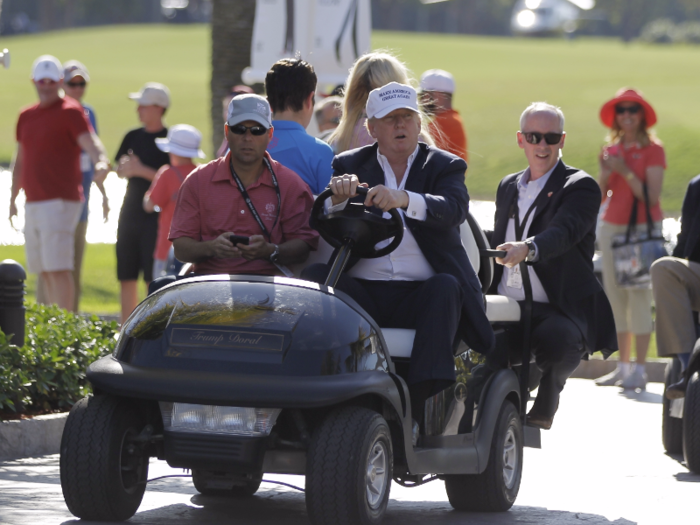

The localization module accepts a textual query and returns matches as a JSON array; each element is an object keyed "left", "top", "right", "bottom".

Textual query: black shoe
[
  {"left": 666, "top": 377, "right": 688, "bottom": 400},
  {"left": 526, "top": 411, "right": 553, "bottom": 430}
]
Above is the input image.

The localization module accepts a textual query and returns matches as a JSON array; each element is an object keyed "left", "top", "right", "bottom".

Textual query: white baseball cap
[
  {"left": 227, "top": 94, "right": 272, "bottom": 128},
  {"left": 129, "top": 82, "right": 170, "bottom": 108},
  {"left": 156, "top": 124, "right": 205, "bottom": 159},
  {"left": 32, "top": 55, "right": 62, "bottom": 82},
  {"left": 63, "top": 60, "right": 90, "bottom": 82},
  {"left": 420, "top": 69, "right": 455, "bottom": 94},
  {"left": 366, "top": 82, "right": 420, "bottom": 120}
]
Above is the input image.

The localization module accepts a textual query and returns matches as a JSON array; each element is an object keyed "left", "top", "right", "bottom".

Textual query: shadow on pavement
[
  {"left": 57, "top": 497, "right": 638, "bottom": 525},
  {"left": 674, "top": 471, "right": 700, "bottom": 483},
  {"left": 618, "top": 389, "right": 662, "bottom": 404}
]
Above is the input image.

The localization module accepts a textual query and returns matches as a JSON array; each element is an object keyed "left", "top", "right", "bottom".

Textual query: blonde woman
[
  {"left": 595, "top": 88, "right": 666, "bottom": 391},
  {"left": 330, "top": 51, "right": 434, "bottom": 153}
]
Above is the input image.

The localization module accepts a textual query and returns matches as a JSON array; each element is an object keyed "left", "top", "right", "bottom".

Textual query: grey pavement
[{"left": 0, "top": 379, "right": 698, "bottom": 525}]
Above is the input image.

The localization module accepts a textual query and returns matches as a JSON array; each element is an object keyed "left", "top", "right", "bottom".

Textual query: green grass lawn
[{"left": 2, "top": 25, "right": 699, "bottom": 211}]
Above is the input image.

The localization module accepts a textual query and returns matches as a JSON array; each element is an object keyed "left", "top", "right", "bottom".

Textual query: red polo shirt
[{"left": 169, "top": 152, "right": 318, "bottom": 275}]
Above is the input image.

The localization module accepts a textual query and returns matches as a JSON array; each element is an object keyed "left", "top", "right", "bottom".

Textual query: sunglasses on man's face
[
  {"left": 615, "top": 104, "right": 641, "bottom": 115},
  {"left": 66, "top": 81, "right": 86, "bottom": 88},
  {"left": 521, "top": 131, "right": 563, "bottom": 145},
  {"left": 229, "top": 124, "right": 268, "bottom": 136}
]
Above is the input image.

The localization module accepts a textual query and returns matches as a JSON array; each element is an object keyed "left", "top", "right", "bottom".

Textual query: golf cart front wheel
[
  {"left": 445, "top": 400, "right": 523, "bottom": 512},
  {"left": 683, "top": 371, "right": 700, "bottom": 473},
  {"left": 306, "top": 406, "right": 393, "bottom": 525},
  {"left": 60, "top": 395, "right": 149, "bottom": 521}
]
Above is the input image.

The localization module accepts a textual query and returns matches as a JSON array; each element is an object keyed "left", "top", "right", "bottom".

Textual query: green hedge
[{"left": 0, "top": 304, "right": 119, "bottom": 418}]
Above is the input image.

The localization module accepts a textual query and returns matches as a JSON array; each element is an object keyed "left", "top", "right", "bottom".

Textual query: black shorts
[{"left": 116, "top": 214, "right": 158, "bottom": 282}]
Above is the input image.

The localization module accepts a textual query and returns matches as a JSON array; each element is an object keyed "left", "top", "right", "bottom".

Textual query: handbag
[{"left": 611, "top": 182, "right": 668, "bottom": 289}]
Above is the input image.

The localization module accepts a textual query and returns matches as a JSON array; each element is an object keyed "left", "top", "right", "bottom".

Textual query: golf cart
[
  {"left": 59, "top": 187, "right": 541, "bottom": 524},
  {"left": 662, "top": 330, "right": 700, "bottom": 474}
]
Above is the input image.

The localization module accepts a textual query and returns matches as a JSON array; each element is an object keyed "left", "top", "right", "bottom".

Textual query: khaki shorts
[
  {"left": 24, "top": 199, "right": 82, "bottom": 274},
  {"left": 599, "top": 220, "right": 661, "bottom": 335}
]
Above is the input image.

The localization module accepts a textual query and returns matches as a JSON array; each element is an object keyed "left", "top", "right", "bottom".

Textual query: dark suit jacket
[
  {"left": 673, "top": 174, "right": 700, "bottom": 263},
  {"left": 332, "top": 142, "right": 495, "bottom": 354},
  {"left": 488, "top": 160, "right": 617, "bottom": 356}
]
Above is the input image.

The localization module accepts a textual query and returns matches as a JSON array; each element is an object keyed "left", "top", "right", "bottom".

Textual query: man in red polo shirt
[
  {"left": 9, "top": 55, "right": 110, "bottom": 311},
  {"left": 170, "top": 94, "right": 318, "bottom": 275}
]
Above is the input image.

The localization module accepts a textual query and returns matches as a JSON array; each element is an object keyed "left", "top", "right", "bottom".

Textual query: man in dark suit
[
  {"left": 303, "top": 82, "right": 494, "bottom": 430},
  {"left": 490, "top": 102, "right": 617, "bottom": 430},
  {"left": 652, "top": 174, "right": 700, "bottom": 398}
]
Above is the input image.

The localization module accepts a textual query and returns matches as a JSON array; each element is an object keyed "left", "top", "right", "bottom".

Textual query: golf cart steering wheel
[{"left": 311, "top": 186, "right": 404, "bottom": 259}]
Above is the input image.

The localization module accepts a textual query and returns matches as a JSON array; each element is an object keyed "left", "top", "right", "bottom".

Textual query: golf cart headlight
[{"left": 159, "top": 402, "right": 280, "bottom": 436}]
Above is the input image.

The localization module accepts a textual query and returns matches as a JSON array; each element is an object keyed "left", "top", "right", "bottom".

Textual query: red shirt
[
  {"left": 146, "top": 163, "right": 196, "bottom": 260},
  {"left": 601, "top": 141, "right": 666, "bottom": 225},
  {"left": 169, "top": 152, "right": 319, "bottom": 275},
  {"left": 16, "top": 97, "right": 93, "bottom": 202},
  {"left": 429, "top": 109, "right": 468, "bottom": 162}
]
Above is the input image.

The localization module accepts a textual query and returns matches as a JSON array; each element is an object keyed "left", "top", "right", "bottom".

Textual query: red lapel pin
[{"left": 547, "top": 192, "right": 553, "bottom": 197}]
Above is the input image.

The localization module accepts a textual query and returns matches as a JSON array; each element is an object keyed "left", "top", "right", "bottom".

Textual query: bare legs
[
  {"left": 616, "top": 332, "right": 650, "bottom": 365},
  {"left": 41, "top": 270, "right": 75, "bottom": 311},
  {"left": 120, "top": 279, "right": 150, "bottom": 324}
]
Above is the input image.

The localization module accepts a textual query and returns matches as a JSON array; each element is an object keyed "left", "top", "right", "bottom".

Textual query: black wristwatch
[
  {"left": 269, "top": 244, "right": 280, "bottom": 264},
  {"left": 524, "top": 240, "right": 536, "bottom": 262}
]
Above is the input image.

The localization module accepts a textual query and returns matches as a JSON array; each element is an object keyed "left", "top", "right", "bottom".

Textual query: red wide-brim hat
[{"left": 599, "top": 88, "right": 657, "bottom": 128}]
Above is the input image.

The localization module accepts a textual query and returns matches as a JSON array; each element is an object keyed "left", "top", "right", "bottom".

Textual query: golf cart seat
[{"left": 295, "top": 208, "right": 521, "bottom": 359}]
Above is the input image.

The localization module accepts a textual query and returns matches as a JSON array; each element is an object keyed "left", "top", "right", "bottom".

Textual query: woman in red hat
[{"left": 594, "top": 88, "right": 666, "bottom": 391}]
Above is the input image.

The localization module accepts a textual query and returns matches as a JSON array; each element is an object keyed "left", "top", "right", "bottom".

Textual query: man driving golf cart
[{"left": 301, "top": 82, "right": 495, "bottom": 436}]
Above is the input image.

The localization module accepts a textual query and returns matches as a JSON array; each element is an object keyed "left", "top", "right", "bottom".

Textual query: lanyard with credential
[
  {"left": 229, "top": 156, "right": 281, "bottom": 242},
  {"left": 510, "top": 189, "right": 538, "bottom": 242}
]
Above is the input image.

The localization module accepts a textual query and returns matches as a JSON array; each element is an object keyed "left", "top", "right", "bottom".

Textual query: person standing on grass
[
  {"left": 594, "top": 88, "right": 665, "bottom": 391},
  {"left": 61, "top": 60, "right": 110, "bottom": 311},
  {"left": 113, "top": 83, "right": 170, "bottom": 324},
  {"left": 8, "top": 55, "right": 110, "bottom": 312},
  {"left": 420, "top": 69, "right": 468, "bottom": 162},
  {"left": 143, "top": 125, "right": 204, "bottom": 279}
]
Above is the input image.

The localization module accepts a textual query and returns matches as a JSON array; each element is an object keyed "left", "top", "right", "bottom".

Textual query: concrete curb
[
  {"left": 0, "top": 358, "right": 671, "bottom": 461},
  {"left": 571, "top": 357, "right": 670, "bottom": 383},
  {"left": 0, "top": 413, "right": 67, "bottom": 461}
]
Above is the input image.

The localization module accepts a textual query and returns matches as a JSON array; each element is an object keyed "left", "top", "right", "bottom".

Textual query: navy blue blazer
[
  {"left": 488, "top": 160, "right": 617, "bottom": 356},
  {"left": 673, "top": 174, "right": 700, "bottom": 263},
  {"left": 331, "top": 142, "right": 495, "bottom": 354}
]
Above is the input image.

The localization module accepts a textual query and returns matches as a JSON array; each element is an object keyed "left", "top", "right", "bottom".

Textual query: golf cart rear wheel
[
  {"left": 683, "top": 371, "right": 700, "bottom": 473},
  {"left": 306, "top": 406, "right": 393, "bottom": 525},
  {"left": 662, "top": 357, "right": 684, "bottom": 454},
  {"left": 192, "top": 469, "right": 262, "bottom": 497},
  {"left": 445, "top": 400, "right": 522, "bottom": 512},
  {"left": 60, "top": 395, "right": 149, "bottom": 521}
]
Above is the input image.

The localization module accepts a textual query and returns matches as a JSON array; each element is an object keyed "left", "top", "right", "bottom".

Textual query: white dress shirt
[
  {"left": 329, "top": 145, "right": 436, "bottom": 281},
  {"left": 497, "top": 164, "right": 557, "bottom": 303}
]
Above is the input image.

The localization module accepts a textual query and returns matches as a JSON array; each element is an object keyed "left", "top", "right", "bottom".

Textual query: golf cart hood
[{"left": 108, "top": 274, "right": 389, "bottom": 377}]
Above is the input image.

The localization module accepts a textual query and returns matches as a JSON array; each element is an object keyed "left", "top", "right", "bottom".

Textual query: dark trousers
[
  {"left": 525, "top": 302, "right": 586, "bottom": 418},
  {"left": 302, "top": 264, "right": 463, "bottom": 412}
]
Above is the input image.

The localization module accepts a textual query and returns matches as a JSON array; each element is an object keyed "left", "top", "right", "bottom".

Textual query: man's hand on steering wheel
[
  {"left": 329, "top": 174, "right": 368, "bottom": 205},
  {"left": 365, "top": 185, "right": 409, "bottom": 212}
]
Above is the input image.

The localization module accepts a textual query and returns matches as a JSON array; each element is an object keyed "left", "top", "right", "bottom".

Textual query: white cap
[
  {"left": 63, "top": 60, "right": 90, "bottom": 82},
  {"left": 420, "top": 69, "right": 455, "bottom": 94},
  {"left": 366, "top": 82, "right": 419, "bottom": 120},
  {"left": 129, "top": 82, "right": 170, "bottom": 108},
  {"left": 32, "top": 55, "right": 62, "bottom": 82},
  {"left": 156, "top": 124, "right": 205, "bottom": 159},
  {"left": 227, "top": 94, "right": 272, "bottom": 128}
]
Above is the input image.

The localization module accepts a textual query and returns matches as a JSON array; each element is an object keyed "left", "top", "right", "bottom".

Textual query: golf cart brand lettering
[{"left": 170, "top": 327, "right": 284, "bottom": 351}]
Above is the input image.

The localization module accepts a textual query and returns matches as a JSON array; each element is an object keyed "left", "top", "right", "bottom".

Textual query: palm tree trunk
[{"left": 210, "top": 0, "right": 256, "bottom": 154}]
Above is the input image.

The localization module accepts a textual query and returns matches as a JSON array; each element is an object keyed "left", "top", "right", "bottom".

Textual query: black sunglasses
[
  {"left": 66, "top": 81, "right": 86, "bottom": 88},
  {"left": 616, "top": 104, "right": 641, "bottom": 115},
  {"left": 522, "top": 131, "right": 563, "bottom": 145},
  {"left": 229, "top": 124, "right": 268, "bottom": 136}
]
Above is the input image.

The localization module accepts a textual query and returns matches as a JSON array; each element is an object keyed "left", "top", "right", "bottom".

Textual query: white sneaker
[
  {"left": 620, "top": 368, "right": 647, "bottom": 391},
  {"left": 595, "top": 367, "right": 627, "bottom": 386}
]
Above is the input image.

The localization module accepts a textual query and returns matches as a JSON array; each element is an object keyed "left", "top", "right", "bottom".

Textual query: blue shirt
[
  {"left": 266, "top": 120, "right": 334, "bottom": 194},
  {"left": 79, "top": 103, "right": 98, "bottom": 222}
]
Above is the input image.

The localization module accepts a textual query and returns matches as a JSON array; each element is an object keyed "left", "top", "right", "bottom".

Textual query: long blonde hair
[{"left": 330, "top": 51, "right": 433, "bottom": 153}]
